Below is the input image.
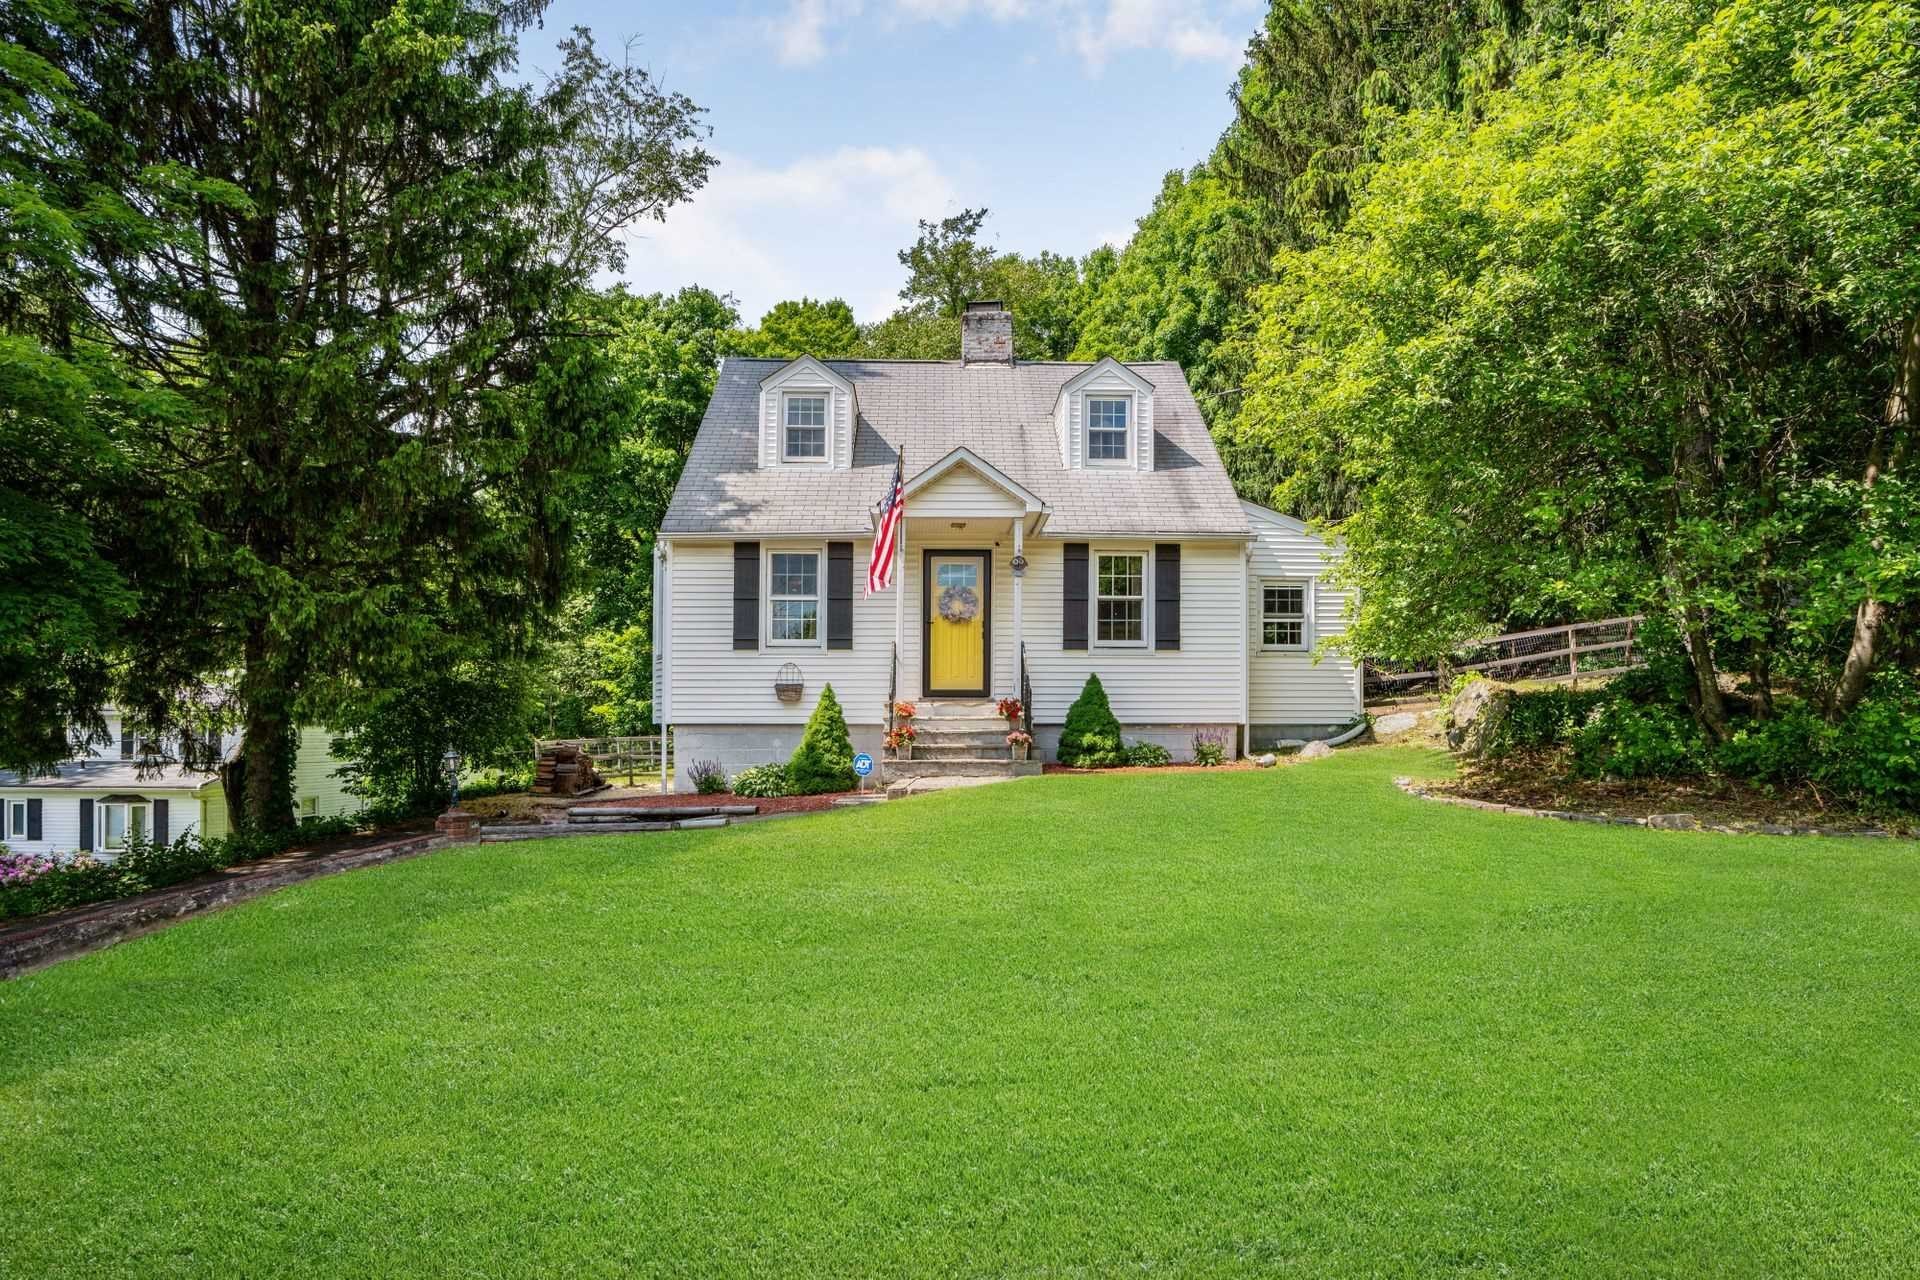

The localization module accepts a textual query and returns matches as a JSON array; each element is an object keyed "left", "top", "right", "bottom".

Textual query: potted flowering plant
[
  {"left": 1005, "top": 729, "right": 1033, "bottom": 761},
  {"left": 893, "top": 700, "right": 917, "bottom": 721},
  {"left": 885, "top": 723, "right": 917, "bottom": 759},
  {"left": 995, "top": 697, "right": 1022, "bottom": 725}
]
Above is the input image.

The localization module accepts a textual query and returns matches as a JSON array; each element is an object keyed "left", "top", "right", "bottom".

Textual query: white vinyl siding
[
  {"left": 291, "top": 728, "right": 357, "bottom": 820},
  {"left": 668, "top": 540, "right": 890, "bottom": 725},
  {"left": 1023, "top": 540, "right": 1244, "bottom": 726},
  {"left": 1244, "top": 502, "right": 1362, "bottom": 725},
  {"left": 906, "top": 464, "right": 1024, "bottom": 518},
  {"left": 0, "top": 792, "right": 205, "bottom": 858}
]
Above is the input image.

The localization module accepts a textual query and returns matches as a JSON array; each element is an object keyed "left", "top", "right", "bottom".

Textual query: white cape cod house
[
  {"left": 653, "top": 301, "right": 1360, "bottom": 788},
  {"left": 0, "top": 712, "right": 355, "bottom": 857}
]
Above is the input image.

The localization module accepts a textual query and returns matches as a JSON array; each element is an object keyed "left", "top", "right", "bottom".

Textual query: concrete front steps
[{"left": 888, "top": 698, "right": 1040, "bottom": 790}]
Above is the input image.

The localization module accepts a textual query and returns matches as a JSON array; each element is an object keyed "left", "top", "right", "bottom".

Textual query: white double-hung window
[
  {"left": 1095, "top": 552, "right": 1147, "bottom": 646},
  {"left": 769, "top": 550, "right": 821, "bottom": 645},
  {"left": 783, "top": 394, "right": 828, "bottom": 461},
  {"left": 7, "top": 800, "right": 25, "bottom": 839},
  {"left": 1262, "top": 582, "right": 1309, "bottom": 649},
  {"left": 100, "top": 800, "right": 150, "bottom": 852},
  {"left": 1086, "top": 396, "right": 1130, "bottom": 463}
]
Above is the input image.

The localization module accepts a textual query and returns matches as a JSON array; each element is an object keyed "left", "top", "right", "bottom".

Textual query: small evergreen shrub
[
  {"left": 688, "top": 759, "right": 728, "bottom": 794},
  {"left": 787, "top": 684, "right": 857, "bottom": 794},
  {"left": 1126, "top": 741, "right": 1172, "bottom": 767},
  {"left": 1191, "top": 730, "right": 1228, "bottom": 767},
  {"left": 1056, "top": 674, "right": 1126, "bottom": 767},
  {"left": 730, "top": 763, "right": 792, "bottom": 799}
]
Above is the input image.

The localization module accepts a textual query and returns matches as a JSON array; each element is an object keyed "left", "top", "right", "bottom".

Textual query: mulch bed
[
  {"left": 570, "top": 790, "right": 857, "bottom": 815},
  {"left": 1429, "top": 748, "right": 1910, "bottom": 836}
]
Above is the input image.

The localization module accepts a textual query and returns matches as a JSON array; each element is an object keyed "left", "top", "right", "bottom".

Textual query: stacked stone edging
[
  {"left": 1393, "top": 776, "right": 1897, "bottom": 839},
  {"left": 0, "top": 831, "right": 448, "bottom": 980}
]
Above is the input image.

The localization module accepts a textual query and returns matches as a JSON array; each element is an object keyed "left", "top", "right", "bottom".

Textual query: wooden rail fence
[
  {"left": 531, "top": 735, "right": 672, "bottom": 787},
  {"left": 1366, "top": 615, "right": 1644, "bottom": 698}
]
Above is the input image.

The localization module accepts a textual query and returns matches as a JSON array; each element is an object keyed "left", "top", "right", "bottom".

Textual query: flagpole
[{"left": 893, "top": 448, "right": 907, "bottom": 662}]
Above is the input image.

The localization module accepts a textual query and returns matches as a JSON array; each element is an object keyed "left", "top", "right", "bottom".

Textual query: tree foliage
[
  {"left": 1246, "top": 0, "right": 1920, "bottom": 740},
  {"left": 1056, "top": 674, "right": 1126, "bottom": 768},
  {"left": 2, "top": 0, "right": 715, "bottom": 828}
]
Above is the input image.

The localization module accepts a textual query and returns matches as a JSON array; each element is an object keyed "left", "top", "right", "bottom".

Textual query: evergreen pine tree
[
  {"left": 1056, "top": 673, "right": 1126, "bottom": 767},
  {"left": 787, "top": 684, "right": 857, "bottom": 794}
]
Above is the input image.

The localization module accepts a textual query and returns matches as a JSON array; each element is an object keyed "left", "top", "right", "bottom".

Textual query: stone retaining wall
[{"left": 1393, "top": 777, "right": 1895, "bottom": 839}]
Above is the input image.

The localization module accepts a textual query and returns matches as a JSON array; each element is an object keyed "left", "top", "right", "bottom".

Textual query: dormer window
[
  {"left": 1087, "top": 397, "right": 1130, "bottom": 464},
  {"left": 784, "top": 394, "right": 828, "bottom": 461}
]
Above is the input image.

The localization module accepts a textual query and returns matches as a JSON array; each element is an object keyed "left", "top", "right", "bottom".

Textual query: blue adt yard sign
[{"left": 852, "top": 752, "right": 874, "bottom": 778}]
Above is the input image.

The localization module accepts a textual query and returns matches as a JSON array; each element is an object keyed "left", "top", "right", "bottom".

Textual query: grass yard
[{"left": 3, "top": 747, "right": 1917, "bottom": 1277}]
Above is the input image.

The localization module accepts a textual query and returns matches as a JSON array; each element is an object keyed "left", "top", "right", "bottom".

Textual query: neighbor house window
[
  {"left": 769, "top": 550, "right": 821, "bottom": 644},
  {"left": 784, "top": 394, "right": 828, "bottom": 461},
  {"left": 7, "top": 801, "right": 24, "bottom": 839},
  {"left": 1087, "top": 396, "right": 1130, "bottom": 463},
  {"left": 1262, "top": 582, "right": 1308, "bottom": 648},
  {"left": 100, "top": 800, "right": 149, "bottom": 852},
  {"left": 1095, "top": 552, "right": 1146, "bottom": 645}
]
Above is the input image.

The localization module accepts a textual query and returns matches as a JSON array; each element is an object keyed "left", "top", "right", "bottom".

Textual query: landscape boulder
[
  {"left": 1446, "top": 679, "right": 1517, "bottom": 758},
  {"left": 1298, "top": 740, "right": 1334, "bottom": 760},
  {"left": 1373, "top": 711, "right": 1420, "bottom": 738}
]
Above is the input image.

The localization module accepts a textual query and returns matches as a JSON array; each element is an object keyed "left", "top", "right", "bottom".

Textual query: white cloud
[
  {"left": 759, "top": 0, "right": 1242, "bottom": 72},
  {"left": 1070, "top": 0, "right": 1245, "bottom": 71},
  {"left": 618, "top": 146, "right": 959, "bottom": 322}
]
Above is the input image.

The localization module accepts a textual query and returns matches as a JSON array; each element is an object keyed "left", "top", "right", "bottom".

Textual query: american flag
[{"left": 866, "top": 451, "right": 905, "bottom": 595}]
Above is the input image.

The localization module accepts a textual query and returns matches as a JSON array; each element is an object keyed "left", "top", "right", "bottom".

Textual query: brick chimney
[{"left": 960, "top": 299, "right": 1013, "bottom": 364}]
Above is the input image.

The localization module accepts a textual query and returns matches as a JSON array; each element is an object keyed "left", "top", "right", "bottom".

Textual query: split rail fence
[
  {"left": 1365, "top": 615, "right": 1644, "bottom": 700},
  {"left": 530, "top": 735, "right": 673, "bottom": 786}
]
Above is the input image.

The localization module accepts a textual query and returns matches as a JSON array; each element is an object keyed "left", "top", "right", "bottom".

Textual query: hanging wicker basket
[{"left": 774, "top": 662, "right": 805, "bottom": 703}]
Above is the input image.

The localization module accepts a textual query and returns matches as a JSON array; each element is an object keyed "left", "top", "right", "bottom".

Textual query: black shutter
[
  {"left": 153, "top": 798, "right": 169, "bottom": 845},
  {"left": 826, "top": 541, "right": 854, "bottom": 650},
  {"left": 1063, "top": 543, "right": 1089, "bottom": 650},
  {"left": 78, "top": 798, "right": 93, "bottom": 851},
  {"left": 1154, "top": 543, "right": 1181, "bottom": 651},
  {"left": 732, "top": 542, "right": 760, "bottom": 650},
  {"left": 26, "top": 798, "right": 41, "bottom": 842}
]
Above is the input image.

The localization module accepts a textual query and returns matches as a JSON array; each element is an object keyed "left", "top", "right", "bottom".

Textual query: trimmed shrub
[
  {"left": 1719, "top": 672, "right": 1920, "bottom": 812},
  {"left": 1057, "top": 674, "right": 1126, "bottom": 767},
  {"left": 787, "top": 684, "right": 857, "bottom": 794},
  {"left": 1126, "top": 742, "right": 1172, "bottom": 767},
  {"left": 730, "top": 763, "right": 792, "bottom": 799},
  {"left": 688, "top": 759, "right": 728, "bottom": 794}
]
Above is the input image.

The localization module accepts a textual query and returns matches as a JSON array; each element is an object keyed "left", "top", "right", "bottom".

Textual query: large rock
[
  {"left": 1298, "top": 740, "right": 1334, "bottom": 760},
  {"left": 1446, "top": 679, "right": 1516, "bottom": 758},
  {"left": 1373, "top": 711, "right": 1420, "bottom": 738}
]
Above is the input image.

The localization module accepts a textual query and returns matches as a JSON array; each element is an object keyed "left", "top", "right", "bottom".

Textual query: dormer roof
[{"left": 1051, "top": 356, "right": 1154, "bottom": 413}]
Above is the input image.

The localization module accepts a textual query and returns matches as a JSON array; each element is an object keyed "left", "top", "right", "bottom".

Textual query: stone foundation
[
  {"left": 1032, "top": 722, "right": 1242, "bottom": 763},
  {"left": 673, "top": 724, "right": 886, "bottom": 793}
]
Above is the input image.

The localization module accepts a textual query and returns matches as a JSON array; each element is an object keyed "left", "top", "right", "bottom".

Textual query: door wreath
[{"left": 937, "top": 584, "right": 980, "bottom": 624}]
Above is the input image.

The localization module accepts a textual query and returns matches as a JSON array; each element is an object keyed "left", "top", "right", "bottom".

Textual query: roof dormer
[
  {"left": 758, "top": 356, "right": 857, "bottom": 470},
  {"left": 1053, "top": 358, "right": 1155, "bottom": 473}
]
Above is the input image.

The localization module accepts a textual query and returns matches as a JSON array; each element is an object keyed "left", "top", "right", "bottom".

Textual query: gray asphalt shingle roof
[
  {"left": 660, "top": 358, "right": 1251, "bottom": 537},
  {"left": 0, "top": 761, "right": 217, "bottom": 791}
]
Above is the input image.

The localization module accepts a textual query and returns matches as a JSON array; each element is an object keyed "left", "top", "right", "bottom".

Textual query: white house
[
  {"left": 653, "top": 301, "right": 1361, "bottom": 789},
  {"left": 0, "top": 713, "right": 355, "bottom": 857}
]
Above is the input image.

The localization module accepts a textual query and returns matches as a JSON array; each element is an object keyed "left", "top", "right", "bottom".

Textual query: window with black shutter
[
  {"left": 1154, "top": 544, "right": 1181, "bottom": 651},
  {"left": 826, "top": 542, "right": 854, "bottom": 650},
  {"left": 1062, "top": 543, "right": 1089, "bottom": 650},
  {"left": 732, "top": 542, "right": 760, "bottom": 650}
]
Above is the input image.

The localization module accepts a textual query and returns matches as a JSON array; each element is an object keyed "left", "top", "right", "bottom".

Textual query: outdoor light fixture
[{"left": 442, "top": 748, "right": 462, "bottom": 807}]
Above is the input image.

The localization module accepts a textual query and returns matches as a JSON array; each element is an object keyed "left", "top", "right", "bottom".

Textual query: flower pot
[
  {"left": 1010, "top": 742, "right": 1030, "bottom": 761},
  {"left": 892, "top": 742, "right": 913, "bottom": 761}
]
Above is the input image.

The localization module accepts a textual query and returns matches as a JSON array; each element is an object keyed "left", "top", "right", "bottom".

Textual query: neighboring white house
[
  {"left": 653, "top": 301, "right": 1362, "bottom": 790},
  {"left": 0, "top": 713, "right": 355, "bottom": 857}
]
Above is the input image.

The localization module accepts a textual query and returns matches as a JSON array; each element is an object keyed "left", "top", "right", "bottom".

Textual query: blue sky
[{"left": 523, "top": 1, "right": 1259, "bottom": 324}]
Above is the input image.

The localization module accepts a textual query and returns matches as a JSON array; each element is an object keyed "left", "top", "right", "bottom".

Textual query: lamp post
[{"left": 442, "top": 748, "right": 462, "bottom": 808}]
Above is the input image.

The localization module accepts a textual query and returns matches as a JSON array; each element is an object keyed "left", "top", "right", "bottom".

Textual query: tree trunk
[
  {"left": 237, "top": 626, "right": 297, "bottom": 835},
  {"left": 1670, "top": 398, "right": 1730, "bottom": 743},
  {"left": 1830, "top": 311, "right": 1920, "bottom": 719},
  {"left": 1680, "top": 604, "right": 1731, "bottom": 744}
]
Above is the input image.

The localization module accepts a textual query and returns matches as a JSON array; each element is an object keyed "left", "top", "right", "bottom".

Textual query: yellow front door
[{"left": 928, "top": 554, "right": 987, "bottom": 693}]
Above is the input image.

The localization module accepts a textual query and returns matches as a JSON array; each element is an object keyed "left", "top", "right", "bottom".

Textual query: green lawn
[{"left": 4, "top": 748, "right": 1917, "bottom": 1277}]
